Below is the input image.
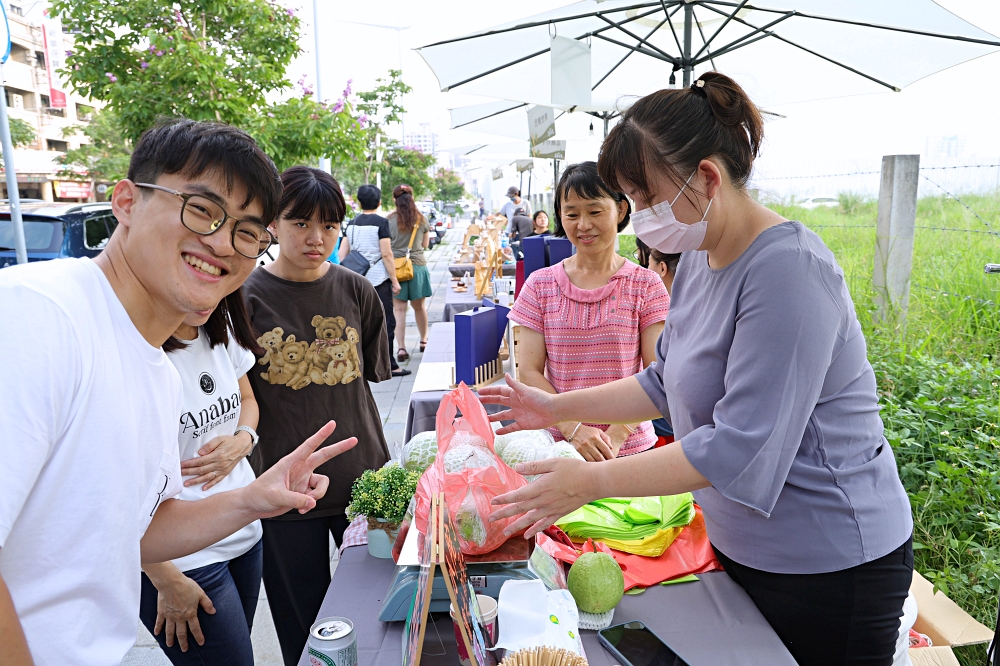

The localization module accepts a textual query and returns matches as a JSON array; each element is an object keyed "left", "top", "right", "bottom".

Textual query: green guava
[{"left": 567, "top": 552, "right": 625, "bottom": 614}]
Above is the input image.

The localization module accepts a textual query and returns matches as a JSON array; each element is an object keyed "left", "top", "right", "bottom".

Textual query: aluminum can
[{"left": 307, "top": 617, "right": 357, "bottom": 666}]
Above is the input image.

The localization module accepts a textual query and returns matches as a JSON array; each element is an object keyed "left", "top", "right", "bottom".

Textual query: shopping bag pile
[
  {"left": 413, "top": 383, "right": 529, "bottom": 555},
  {"left": 539, "top": 505, "right": 721, "bottom": 591},
  {"left": 555, "top": 494, "right": 696, "bottom": 557}
]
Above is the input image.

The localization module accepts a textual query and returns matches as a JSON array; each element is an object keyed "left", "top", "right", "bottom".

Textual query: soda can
[{"left": 307, "top": 617, "right": 357, "bottom": 666}]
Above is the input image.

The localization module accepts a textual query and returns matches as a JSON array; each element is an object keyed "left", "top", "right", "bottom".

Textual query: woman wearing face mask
[{"left": 482, "top": 72, "right": 913, "bottom": 666}]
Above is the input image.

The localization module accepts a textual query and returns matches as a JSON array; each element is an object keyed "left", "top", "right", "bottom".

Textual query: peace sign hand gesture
[{"left": 246, "top": 421, "right": 357, "bottom": 518}]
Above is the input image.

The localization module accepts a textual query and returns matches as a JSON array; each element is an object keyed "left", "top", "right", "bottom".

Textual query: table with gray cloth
[
  {"left": 443, "top": 287, "right": 488, "bottom": 322},
  {"left": 404, "top": 322, "right": 505, "bottom": 442},
  {"left": 297, "top": 546, "right": 796, "bottom": 666},
  {"left": 449, "top": 263, "right": 515, "bottom": 278}
]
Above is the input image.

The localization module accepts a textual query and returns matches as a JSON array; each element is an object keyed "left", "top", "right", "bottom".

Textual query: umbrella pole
[
  {"left": 682, "top": 3, "right": 694, "bottom": 86},
  {"left": 0, "top": 63, "right": 25, "bottom": 265}
]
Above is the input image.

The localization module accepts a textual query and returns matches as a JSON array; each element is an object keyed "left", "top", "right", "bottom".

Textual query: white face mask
[{"left": 630, "top": 171, "right": 713, "bottom": 254}]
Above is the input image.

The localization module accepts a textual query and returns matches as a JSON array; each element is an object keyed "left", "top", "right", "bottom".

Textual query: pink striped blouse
[{"left": 509, "top": 260, "right": 670, "bottom": 455}]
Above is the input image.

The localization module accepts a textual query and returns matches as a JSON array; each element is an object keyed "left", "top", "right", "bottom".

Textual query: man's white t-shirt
[
  {"left": 0, "top": 258, "right": 184, "bottom": 666},
  {"left": 500, "top": 198, "right": 531, "bottom": 225},
  {"left": 168, "top": 330, "right": 262, "bottom": 572}
]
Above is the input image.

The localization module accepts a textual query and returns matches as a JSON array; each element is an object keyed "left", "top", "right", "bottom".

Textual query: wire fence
[
  {"left": 749, "top": 160, "right": 1000, "bottom": 314},
  {"left": 749, "top": 161, "right": 1000, "bottom": 204}
]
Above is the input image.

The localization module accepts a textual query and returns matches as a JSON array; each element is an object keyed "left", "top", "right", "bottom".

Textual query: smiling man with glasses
[{"left": 0, "top": 119, "right": 357, "bottom": 666}]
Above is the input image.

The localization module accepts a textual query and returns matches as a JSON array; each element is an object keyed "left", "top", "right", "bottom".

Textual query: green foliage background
[
  {"left": 51, "top": 0, "right": 365, "bottom": 173},
  {"left": 0, "top": 118, "right": 37, "bottom": 168}
]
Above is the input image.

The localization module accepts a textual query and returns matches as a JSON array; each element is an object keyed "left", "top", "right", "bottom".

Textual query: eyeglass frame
[
  {"left": 632, "top": 246, "right": 649, "bottom": 267},
  {"left": 134, "top": 182, "right": 275, "bottom": 259}
]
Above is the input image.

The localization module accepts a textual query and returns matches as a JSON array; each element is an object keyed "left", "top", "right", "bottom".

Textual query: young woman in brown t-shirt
[{"left": 242, "top": 167, "right": 391, "bottom": 665}]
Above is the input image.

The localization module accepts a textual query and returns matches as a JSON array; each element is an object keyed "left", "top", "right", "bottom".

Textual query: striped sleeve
[
  {"left": 509, "top": 273, "right": 546, "bottom": 334},
  {"left": 638, "top": 271, "right": 670, "bottom": 332}
]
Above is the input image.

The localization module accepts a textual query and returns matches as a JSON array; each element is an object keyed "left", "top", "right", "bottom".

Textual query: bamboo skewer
[{"left": 499, "top": 647, "right": 587, "bottom": 666}]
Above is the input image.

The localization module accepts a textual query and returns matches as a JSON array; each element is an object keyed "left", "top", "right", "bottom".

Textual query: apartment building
[{"left": 1, "top": 4, "right": 100, "bottom": 202}]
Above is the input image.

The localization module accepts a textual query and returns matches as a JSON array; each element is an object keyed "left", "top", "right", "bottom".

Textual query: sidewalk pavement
[{"left": 123, "top": 221, "right": 464, "bottom": 666}]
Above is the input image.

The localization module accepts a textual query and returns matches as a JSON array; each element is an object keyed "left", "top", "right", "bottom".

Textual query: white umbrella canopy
[
  {"left": 416, "top": 0, "right": 1000, "bottom": 109},
  {"left": 448, "top": 100, "right": 614, "bottom": 141}
]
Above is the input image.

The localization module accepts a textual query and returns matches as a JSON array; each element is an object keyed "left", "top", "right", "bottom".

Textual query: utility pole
[{"left": 312, "top": 0, "right": 328, "bottom": 173}]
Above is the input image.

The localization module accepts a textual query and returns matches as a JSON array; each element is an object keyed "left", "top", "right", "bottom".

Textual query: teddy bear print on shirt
[{"left": 256, "top": 315, "right": 362, "bottom": 390}]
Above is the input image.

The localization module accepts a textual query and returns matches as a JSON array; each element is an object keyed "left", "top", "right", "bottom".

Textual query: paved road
[{"left": 123, "top": 222, "right": 463, "bottom": 665}]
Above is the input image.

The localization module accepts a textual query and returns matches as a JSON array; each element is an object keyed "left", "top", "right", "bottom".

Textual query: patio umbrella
[
  {"left": 416, "top": 1, "right": 1000, "bottom": 110},
  {"left": 449, "top": 99, "right": 618, "bottom": 141}
]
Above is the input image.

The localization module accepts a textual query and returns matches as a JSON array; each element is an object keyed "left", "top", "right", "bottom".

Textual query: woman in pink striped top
[{"left": 509, "top": 162, "right": 670, "bottom": 460}]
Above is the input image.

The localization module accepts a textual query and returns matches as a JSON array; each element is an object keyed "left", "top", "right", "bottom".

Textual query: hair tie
[{"left": 691, "top": 79, "right": 707, "bottom": 96}]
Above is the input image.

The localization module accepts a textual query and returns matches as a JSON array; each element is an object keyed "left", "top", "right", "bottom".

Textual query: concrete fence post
[{"left": 873, "top": 154, "right": 920, "bottom": 324}]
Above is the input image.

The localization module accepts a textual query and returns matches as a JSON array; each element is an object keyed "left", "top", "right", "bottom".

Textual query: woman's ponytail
[{"left": 598, "top": 71, "right": 763, "bottom": 202}]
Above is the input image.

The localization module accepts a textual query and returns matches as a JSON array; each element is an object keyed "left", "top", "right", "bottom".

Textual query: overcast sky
[{"left": 291, "top": 0, "right": 1000, "bottom": 203}]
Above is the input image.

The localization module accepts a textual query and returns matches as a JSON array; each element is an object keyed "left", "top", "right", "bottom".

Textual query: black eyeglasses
[{"left": 135, "top": 183, "right": 274, "bottom": 259}]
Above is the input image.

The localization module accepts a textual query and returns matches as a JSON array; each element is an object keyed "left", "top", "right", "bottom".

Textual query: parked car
[
  {"left": 800, "top": 197, "right": 839, "bottom": 209},
  {"left": 0, "top": 202, "right": 116, "bottom": 269}
]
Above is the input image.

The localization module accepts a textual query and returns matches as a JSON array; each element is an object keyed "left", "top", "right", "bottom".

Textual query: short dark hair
[
  {"left": 278, "top": 166, "right": 347, "bottom": 224},
  {"left": 356, "top": 184, "right": 381, "bottom": 210},
  {"left": 162, "top": 287, "right": 262, "bottom": 355},
  {"left": 127, "top": 119, "right": 282, "bottom": 224},
  {"left": 532, "top": 210, "right": 548, "bottom": 223},
  {"left": 553, "top": 161, "right": 631, "bottom": 238},
  {"left": 598, "top": 71, "right": 763, "bottom": 205},
  {"left": 635, "top": 237, "right": 680, "bottom": 275}
]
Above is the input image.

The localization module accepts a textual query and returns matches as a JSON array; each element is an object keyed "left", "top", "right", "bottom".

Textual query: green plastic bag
[{"left": 556, "top": 494, "right": 695, "bottom": 541}]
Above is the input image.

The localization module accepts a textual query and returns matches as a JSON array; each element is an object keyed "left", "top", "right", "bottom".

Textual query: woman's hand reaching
[
  {"left": 564, "top": 424, "right": 615, "bottom": 462},
  {"left": 478, "top": 374, "right": 561, "bottom": 434},
  {"left": 490, "top": 457, "right": 603, "bottom": 539}
]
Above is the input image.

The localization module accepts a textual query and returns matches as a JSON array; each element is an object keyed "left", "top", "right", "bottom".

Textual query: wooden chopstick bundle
[{"left": 499, "top": 647, "right": 587, "bottom": 666}]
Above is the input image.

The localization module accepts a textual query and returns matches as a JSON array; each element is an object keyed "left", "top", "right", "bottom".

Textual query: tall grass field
[{"left": 622, "top": 193, "right": 1000, "bottom": 664}]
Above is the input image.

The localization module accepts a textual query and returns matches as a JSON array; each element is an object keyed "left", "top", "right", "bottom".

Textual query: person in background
[
  {"left": 508, "top": 161, "right": 670, "bottom": 461},
  {"left": 326, "top": 235, "right": 342, "bottom": 264},
  {"left": 140, "top": 289, "right": 263, "bottom": 664},
  {"left": 500, "top": 185, "right": 531, "bottom": 223},
  {"left": 484, "top": 72, "right": 914, "bottom": 666},
  {"left": 479, "top": 198, "right": 485, "bottom": 220},
  {"left": 338, "top": 184, "right": 409, "bottom": 377},
  {"left": 388, "top": 184, "right": 432, "bottom": 360},
  {"left": 530, "top": 210, "right": 551, "bottom": 236},
  {"left": 509, "top": 206, "right": 533, "bottom": 244},
  {"left": 634, "top": 237, "right": 680, "bottom": 448},
  {"left": 242, "top": 166, "right": 390, "bottom": 666}
]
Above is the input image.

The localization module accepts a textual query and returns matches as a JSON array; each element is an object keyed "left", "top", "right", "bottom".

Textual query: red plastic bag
[
  {"left": 537, "top": 506, "right": 721, "bottom": 590},
  {"left": 414, "top": 383, "right": 529, "bottom": 555}
]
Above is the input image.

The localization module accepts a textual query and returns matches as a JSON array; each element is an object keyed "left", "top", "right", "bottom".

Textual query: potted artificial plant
[{"left": 347, "top": 464, "right": 420, "bottom": 559}]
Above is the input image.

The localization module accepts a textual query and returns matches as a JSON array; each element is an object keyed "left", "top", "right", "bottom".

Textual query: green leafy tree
[
  {"left": 51, "top": 0, "right": 362, "bottom": 169},
  {"left": 353, "top": 70, "right": 411, "bottom": 182},
  {"left": 57, "top": 109, "right": 132, "bottom": 184},
  {"left": 381, "top": 146, "right": 436, "bottom": 208},
  {"left": 434, "top": 168, "right": 465, "bottom": 202},
  {"left": 251, "top": 94, "right": 366, "bottom": 173},
  {"left": 0, "top": 118, "right": 37, "bottom": 167}
]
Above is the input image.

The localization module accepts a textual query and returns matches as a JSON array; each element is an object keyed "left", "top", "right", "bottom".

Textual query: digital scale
[{"left": 379, "top": 522, "right": 538, "bottom": 622}]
